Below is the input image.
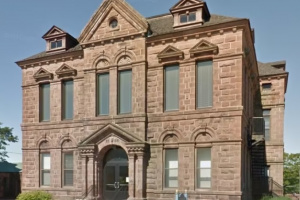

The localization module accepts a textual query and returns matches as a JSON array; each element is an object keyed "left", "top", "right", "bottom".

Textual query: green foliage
[
  {"left": 0, "top": 122, "right": 18, "bottom": 161},
  {"left": 284, "top": 152, "right": 300, "bottom": 194},
  {"left": 260, "top": 195, "right": 291, "bottom": 200},
  {"left": 17, "top": 191, "right": 52, "bottom": 200}
]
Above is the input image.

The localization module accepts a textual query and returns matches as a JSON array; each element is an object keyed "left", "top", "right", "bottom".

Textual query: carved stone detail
[
  {"left": 55, "top": 63, "right": 77, "bottom": 78},
  {"left": 33, "top": 68, "right": 53, "bottom": 82},
  {"left": 189, "top": 39, "right": 219, "bottom": 58},
  {"left": 157, "top": 45, "right": 184, "bottom": 63}
]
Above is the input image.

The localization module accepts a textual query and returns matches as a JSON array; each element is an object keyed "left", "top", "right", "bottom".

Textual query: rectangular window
[
  {"left": 180, "top": 14, "right": 188, "bottom": 23},
  {"left": 50, "top": 40, "right": 62, "bottom": 49},
  {"left": 165, "top": 149, "right": 178, "bottom": 188},
  {"left": 63, "top": 153, "right": 74, "bottom": 186},
  {"left": 197, "top": 148, "right": 211, "bottom": 188},
  {"left": 180, "top": 13, "right": 196, "bottom": 23},
  {"left": 189, "top": 12, "right": 196, "bottom": 22},
  {"left": 263, "top": 109, "right": 271, "bottom": 141},
  {"left": 164, "top": 65, "right": 179, "bottom": 111},
  {"left": 97, "top": 73, "right": 109, "bottom": 116},
  {"left": 118, "top": 70, "right": 132, "bottom": 114},
  {"left": 41, "top": 153, "right": 51, "bottom": 186},
  {"left": 262, "top": 83, "right": 272, "bottom": 91},
  {"left": 62, "top": 80, "right": 74, "bottom": 120},
  {"left": 197, "top": 61, "right": 213, "bottom": 108},
  {"left": 40, "top": 83, "right": 50, "bottom": 121}
]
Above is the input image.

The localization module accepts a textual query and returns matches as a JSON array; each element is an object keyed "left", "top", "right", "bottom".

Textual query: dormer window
[
  {"left": 42, "top": 25, "right": 79, "bottom": 53},
  {"left": 50, "top": 39, "right": 63, "bottom": 49},
  {"left": 170, "top": 0, "right": 210, "bottom": 29},
  {"left": 180, "top": 12, "right": 196, "bottom": 23}
]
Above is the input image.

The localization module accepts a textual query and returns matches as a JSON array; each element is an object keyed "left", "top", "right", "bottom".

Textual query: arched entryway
[{"left": 103, "top": 146, "right": 129, "bottom": 200}]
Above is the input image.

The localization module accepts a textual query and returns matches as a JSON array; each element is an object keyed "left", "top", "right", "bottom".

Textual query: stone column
[
  {"left": 128, "top": 153, "right": 136, "bottom": 199},
  {"left": 79, "top": 145, "right": 96, "bottom": 198},
  {"left": 135, "top": 151, "right": 146, "bottom": 199},
  {"left": 127, "top": 143, "right": 148, "bottom": 200}
]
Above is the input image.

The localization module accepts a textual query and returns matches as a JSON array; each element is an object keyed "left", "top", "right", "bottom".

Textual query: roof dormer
[
  {"left": 170, "top": 0, "right": 210, "bottom": 30},
  {"left": 42, "top": 26, "right": 78, "bottom": 53}
]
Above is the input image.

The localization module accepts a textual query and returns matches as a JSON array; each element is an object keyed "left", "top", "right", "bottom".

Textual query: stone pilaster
[{"left": 127, "top": 143, "right": 148, "bottom": 200}]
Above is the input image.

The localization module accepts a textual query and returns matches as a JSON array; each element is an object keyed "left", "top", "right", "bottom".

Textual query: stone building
[{"left": 16, "top": 0, "right": 288, "bottom": 199}]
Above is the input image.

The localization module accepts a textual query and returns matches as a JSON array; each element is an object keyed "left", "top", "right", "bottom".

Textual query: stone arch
[
  {"left": 97, "top": 144, "right": 128, "bottom": 163},
  {"left": 114, "top": 49, "right": 136, "bottom": 65},
  {"left": 58, "top": 134, "right": 77, "bottom": 148},
  {"left": 190, "top": 126, "right": 217, "bottom": 142},
  {"left": 158, "top": 129, "right": 183, "bottom": 143},
  {"left": 36, "top": 135, "right": 53, "bottom": 149},
  {"left": 92, "top": 54, "right": 111, "bottom": 69}
]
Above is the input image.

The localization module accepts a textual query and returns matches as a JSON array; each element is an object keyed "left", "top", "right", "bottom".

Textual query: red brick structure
[{"left": 16, "top": 0, "right": 288, "bottom": 199}]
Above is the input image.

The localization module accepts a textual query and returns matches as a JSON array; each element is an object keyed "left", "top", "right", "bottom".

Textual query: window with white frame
[
  {"left": 165, "top": 149, "right": 178, "bottom": 188},
  {"left": 41, "top": 153, "right": 51, "bottom": 186},
  {"left": 197, "top": 148, "right": 211, "bottom": 188}
]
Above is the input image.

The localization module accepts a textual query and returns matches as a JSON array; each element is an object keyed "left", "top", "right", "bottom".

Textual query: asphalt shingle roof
[
  {"left": 258, "top": 61, "right": 287, "bottom": 77},
  {"left": 147, "top": 14, "right": 241, "bottom": 36},
  {"left": 19, "top": 44, "right": 82, "bottom": 62},
  {"left": 19, "top": 13, "right": 241, "bottom": 63}
]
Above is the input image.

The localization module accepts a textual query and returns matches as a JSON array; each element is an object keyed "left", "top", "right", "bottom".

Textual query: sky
[{"left": 0, "top": 0, "right": 299, "bottom": 163}]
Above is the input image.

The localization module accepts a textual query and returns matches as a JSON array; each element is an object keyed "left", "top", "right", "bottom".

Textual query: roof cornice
[{"left": 16, "top": 49, "right": 83, "bottom": 69}]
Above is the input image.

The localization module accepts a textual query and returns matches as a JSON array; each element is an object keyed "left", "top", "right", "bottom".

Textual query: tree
[
  {"left": 284, "top": 152, "right": 300, "bottom": 194},
  {"left": 0, "top": 122, "right": 18, "bottom": 161}
]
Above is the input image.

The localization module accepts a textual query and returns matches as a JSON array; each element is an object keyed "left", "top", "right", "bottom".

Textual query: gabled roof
[
  {"left": 79, "top": 123, "right": 144, "bottom": 146},
  {"left": 42, "top": 25, "right": 67, "bottom": 39},
  {"left": 78, "top": 0, "right": 148, "bottom": 43},
  {"left": 258, "top": 61, "right": 288, "bottom": 77},
  {"left": 17, "top": 7, "right": 242, "bottom": 63},
  {"left": 171, "top": 0, "right": 204, "bottom": 10}
]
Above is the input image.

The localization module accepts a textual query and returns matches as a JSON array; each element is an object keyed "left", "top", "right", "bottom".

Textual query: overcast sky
[{"left": 0, "top": 0, "right": 299, "bottom": 163}]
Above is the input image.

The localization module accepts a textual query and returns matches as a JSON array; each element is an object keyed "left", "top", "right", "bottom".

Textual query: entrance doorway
[{"left": 103, "top": 147, "right": 129, "bottom": 200}]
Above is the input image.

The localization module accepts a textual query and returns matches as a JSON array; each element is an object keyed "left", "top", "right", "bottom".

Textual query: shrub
[
  {"left": 260, "top": 195, "right": 291, "bottom": 200},
  {"left": 17, "top": 191, "right": 52, "bottom": 200}
]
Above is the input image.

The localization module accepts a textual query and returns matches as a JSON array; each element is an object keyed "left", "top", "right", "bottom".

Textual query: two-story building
[{"left": 16, "top": 0, "right": 288, "bottom": 199}]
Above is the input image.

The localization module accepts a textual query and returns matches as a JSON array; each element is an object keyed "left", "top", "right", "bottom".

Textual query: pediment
[
  {"left": 79, "top": 123, "right": 143, "bottom": 146},
  {"left": 157, "top": 45, "right": 184, "bottom": 62},
  {"left": 189, "top": 40, "right": 218, "bottom": 57},
  {"left": 42, "top": 26, "right": 66, "bottom": 39},
  {"left": 79, "top": 0, "right": 148, "bottom": 44},
  {"left": 33, "top": 68, "right": 53, "bottom": 82},
  {"left": 171, "top": 0, "right": 204, "bottom": 11},
  {"left": 55, "top": 64, "right": 77, "bottom": 78}
]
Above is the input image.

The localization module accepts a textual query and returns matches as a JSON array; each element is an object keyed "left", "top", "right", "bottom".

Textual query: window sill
[
  {"left": 196, "top": 106, "right": 213, "bottom": 110},
  {"left": 164, "top": 109, "right": 179, "bottom": 113},
  {"left": 39, "top": 120, "right": 50, "bottom": 123}
]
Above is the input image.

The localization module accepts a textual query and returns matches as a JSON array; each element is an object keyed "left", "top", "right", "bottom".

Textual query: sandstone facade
[{"left": 16, "top": 0, "right": 288, "bottom": 200}]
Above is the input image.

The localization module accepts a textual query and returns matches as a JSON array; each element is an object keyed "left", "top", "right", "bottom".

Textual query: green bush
[
  {"left": 260, "top": 195, "right": 291, "bottom": 200},
  {"left": 17, "top": 191, "right": 52, "bottom": 200}
]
